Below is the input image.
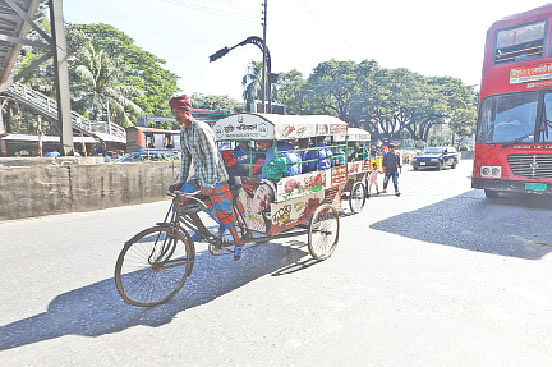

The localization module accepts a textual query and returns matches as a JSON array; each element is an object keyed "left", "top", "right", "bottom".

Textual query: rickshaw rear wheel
[
  {"left": 308, "top": 204, "right": 340, "bottom": 260},
  {"left": 349, "top": 182, "right": 366, "bottom": 213}
]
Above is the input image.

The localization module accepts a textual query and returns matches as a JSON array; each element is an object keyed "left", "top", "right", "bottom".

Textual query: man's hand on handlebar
[
  {"left": 169, "top": 182, "right": 183, "bottom": 193},
  {"left": 169, "top": 181, "right": 212, "bottom": 196}
]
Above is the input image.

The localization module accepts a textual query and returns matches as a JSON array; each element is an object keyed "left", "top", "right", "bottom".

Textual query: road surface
[{"left": 1, "top": 160, "right": 552, "bottom": 366}]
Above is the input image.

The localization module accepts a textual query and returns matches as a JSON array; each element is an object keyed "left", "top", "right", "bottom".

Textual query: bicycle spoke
[
  {"left": 308, "top": 206, "right": 339, "bottom": 260},
  {"left": 127, "top": 269, "right": 154, "bottom": 301},
  {"left": 115, "top": 225, "right": 194, "bottom": 306}
]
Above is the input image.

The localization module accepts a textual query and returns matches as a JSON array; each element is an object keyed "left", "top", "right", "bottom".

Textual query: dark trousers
[{"left": 383, "top": 172, "right": 399, "bottom": 192}]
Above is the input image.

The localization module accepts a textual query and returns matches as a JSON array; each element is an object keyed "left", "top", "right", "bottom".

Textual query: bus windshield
[{"left": 477, "top": 91, "right": 539, "bottom": 143}]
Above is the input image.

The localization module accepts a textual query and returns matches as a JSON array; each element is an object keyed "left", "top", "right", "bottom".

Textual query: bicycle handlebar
[
  {"left": 167, "top": 191, "right": 202, "bottom": 198},
  {"left": 179, "top": 191, "right": 201, "bottom": 197}
]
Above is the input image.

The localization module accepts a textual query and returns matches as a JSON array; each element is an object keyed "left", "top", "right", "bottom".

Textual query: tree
[
  {"left": 273, "top": 69, "right": 306, "bottom": 114},
  {"left": 190, "top": 93, "right": 244, "bottom": 113},
  {"left": 440, "top": 78, "right": 478, "bottom": 144},
  {"left": 241, "top": 60, "right": 262, "bottom": 110},
  {"left": 399, "top": 77, "right": 446, "bottom": 143},
  {"left": 408, "top": 77, "right": 477, "bottom": 144},
  {"left": 72, "top": 41, "right": 143, "bottom": 127},
  {"left": 19, "top": 22, "right": 179, "bottom": 124},
  {"left": 304, "top": 60, "right": 359, "bottom": 121},
  {"left": 71, "top": 24, "right": 179, "bottom": 118},
  {"left": 352, "top": 65, "right": 419, "bottom": 143}
]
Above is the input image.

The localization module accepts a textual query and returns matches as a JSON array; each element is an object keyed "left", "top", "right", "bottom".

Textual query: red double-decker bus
[{"left": 473, "top": 4, "right": 552, "bottom": 197}]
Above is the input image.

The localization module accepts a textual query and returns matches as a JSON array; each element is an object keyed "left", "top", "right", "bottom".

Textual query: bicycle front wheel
[{"left": 115, "top": 225, "right": 195, "bottom": 307}]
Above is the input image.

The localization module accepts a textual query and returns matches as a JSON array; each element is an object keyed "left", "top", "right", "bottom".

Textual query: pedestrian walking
[
  {"left": 366, "top": 162, "right": 382, "bottom": 197},
  {"left": 382, "top": 144, "right": 401, "bottom": 196}
]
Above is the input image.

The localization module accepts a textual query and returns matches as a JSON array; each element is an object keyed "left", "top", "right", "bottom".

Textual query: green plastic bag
[{"left": 262, "top": 157, "right": 287, "bottom": 180}]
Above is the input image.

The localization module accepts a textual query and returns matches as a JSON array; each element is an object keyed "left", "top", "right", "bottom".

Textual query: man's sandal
[{"left": 234, "top": 245, "right": 244, "bottom": 261}]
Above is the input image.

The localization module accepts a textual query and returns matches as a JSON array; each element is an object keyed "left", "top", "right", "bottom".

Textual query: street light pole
[
  {"left": 261, "top": 0, "right": 267, "bottom": 113},
  {"left": 209, "top": 36, "right": 272, "bottom": 113}
]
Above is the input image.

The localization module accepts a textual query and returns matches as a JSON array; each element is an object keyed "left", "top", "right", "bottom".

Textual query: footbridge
[
  {"left": 0, "top": 0, "right": 123, "bottom": 151},
  {"left": 3, "top": 82, "right": 125, "bottom": 139}
]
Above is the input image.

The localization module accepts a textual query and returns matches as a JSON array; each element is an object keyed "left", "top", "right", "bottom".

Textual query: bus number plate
[{"left": 525, "top": 183, "right": 547, "bottom": 192}]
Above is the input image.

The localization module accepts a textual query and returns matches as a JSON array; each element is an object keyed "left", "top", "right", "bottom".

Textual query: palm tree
[
  {"left": 72, "top": 42, "right": 143, "bottom": 127},
  {"left": 241, "top": 61, "right": 262, "bottom": 111}
]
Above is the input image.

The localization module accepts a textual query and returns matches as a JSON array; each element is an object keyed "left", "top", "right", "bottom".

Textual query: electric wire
[
  {"left": 293, "top": 0, "right": 355, "bottom": 52},
  {"left": 156, "top": 0, "right": 261, "bottom": 24},
  {"left": 184, "top": 0, "right": 260, "bottom": 16},
  {"left": 159, "top": 1, "right": 251, "bottom": 21},
  {"left": 295, "top": 0, "right": 319, "bottom": 21},
  {"left": 160, "top": 0, "right": 257, "bottom": 22}
]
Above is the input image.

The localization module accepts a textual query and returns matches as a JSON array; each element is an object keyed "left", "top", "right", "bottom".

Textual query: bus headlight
[{"left": 480, "top": 165, "right": 501, "bottom": 178}]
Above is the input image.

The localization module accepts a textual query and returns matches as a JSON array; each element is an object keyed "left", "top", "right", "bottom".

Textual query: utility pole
[{"left": 261, "top": 0, "right": 267, "bottom": 113}]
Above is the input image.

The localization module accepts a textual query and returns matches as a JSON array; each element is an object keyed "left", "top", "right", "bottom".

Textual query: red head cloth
[{"left": 169, "top": 95, "right": 192, "bottom": 116}]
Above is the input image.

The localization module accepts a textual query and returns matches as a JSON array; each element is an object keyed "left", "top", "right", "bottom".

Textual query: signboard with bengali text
[
  {"left": 510, "top": 63, "right": 552, "bottom": 84},
  {"left": 214, "top": 113, "right": 348, "bottom": 140},
  {"left": 214, "top": 114, "right": 273, "bottom": 140}
]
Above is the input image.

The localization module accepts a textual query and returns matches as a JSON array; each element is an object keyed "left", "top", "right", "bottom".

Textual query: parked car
[
  {"left": 116, "top": 150, "right": 180, "bottom": 162},
  {"left": 412, "top": 147, "right": 458, "bottom": 170}
]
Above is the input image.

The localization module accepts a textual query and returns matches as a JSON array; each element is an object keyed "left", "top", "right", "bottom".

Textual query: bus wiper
[
  {"left": 502, "top": 131, "right": 535, "bottom": 147},
  {"left": 539, "top": 119, "right": 552, "bottom": 141}
]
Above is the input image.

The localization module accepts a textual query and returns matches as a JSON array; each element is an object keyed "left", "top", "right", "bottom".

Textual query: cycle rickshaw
[
  {"left": 114, "top": 113, "right": 349, "bottom": 307},
  {"left": 340, "top": 127, "right": 371, "bottom": 213}
]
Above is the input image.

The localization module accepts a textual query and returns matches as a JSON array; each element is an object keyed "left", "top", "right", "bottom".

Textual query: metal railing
[
  {"left": 3, "top": 82, "right": 126, "bottom": 139},
  {"left": 90, "top": 121, "right": 125, "bottom": 137}
]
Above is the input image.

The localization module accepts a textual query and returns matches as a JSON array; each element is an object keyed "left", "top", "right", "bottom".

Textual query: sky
[{"left": 64, "top": 0, "right": 550, "bottom": 101}]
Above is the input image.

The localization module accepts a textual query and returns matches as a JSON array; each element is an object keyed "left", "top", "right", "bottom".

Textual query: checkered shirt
[{"left": 179, "top": 119, "right": 229, "bottom": 188}]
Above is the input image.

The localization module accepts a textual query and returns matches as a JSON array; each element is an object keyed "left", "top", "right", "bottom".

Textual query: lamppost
[{"left": 209, "top": 36, "right": 276, "bottom": 113}]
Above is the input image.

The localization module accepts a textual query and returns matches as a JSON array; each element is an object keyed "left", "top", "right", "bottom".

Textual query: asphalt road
[{"left": 1, "top": 160, "right": 552, "bottom": 366}]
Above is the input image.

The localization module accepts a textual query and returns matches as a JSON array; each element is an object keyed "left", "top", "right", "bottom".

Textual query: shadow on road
[
  {"left": 271, "top": 239, "right": 322, "bottom": 276},
  {"left": 0, "top": 237, "right": 308, "bottom": 351},
  {"left": 370, "top": 190, "right": 552, "bottom": 260}
]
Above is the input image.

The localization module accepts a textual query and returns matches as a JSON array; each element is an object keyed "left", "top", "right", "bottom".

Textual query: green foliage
[
  {"left": 241, "top": 61, "right": 263, "bottom": 109},
  {"left": 266, "top": 59, "right": 477, "bottom": 145},
  {"left": 190, "top": 93, "right": 244, "bottom": 113},
  {"left": 19, "top": 22, "right": 179, "bottom": 128},
  {"left": 304, "top": 60, "right": 359, "bottom": 120},
  {"left": 273, "top": 69, "right": 306, "bottom": 114},
  {"left": 71, "top": 41, "right": 144, "bottom": 127},
  {"left": 70, "top": 23, "right": 179, "bottom": 118}
]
